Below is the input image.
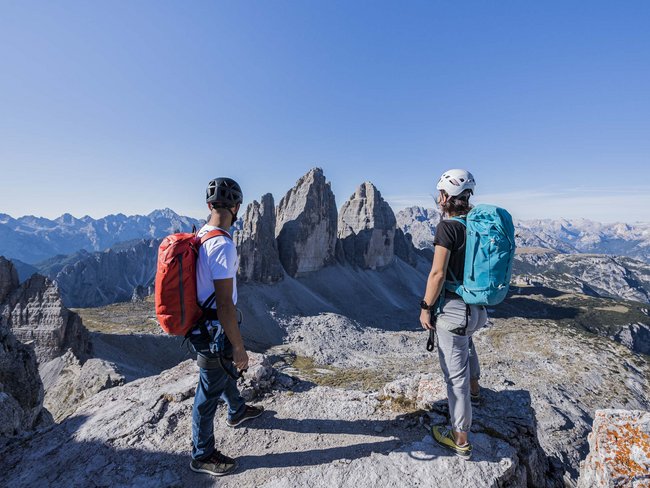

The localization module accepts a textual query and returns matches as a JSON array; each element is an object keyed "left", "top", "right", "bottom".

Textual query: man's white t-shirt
[{"left": 196, "top": 224, "right": 238, "bottom": 311}]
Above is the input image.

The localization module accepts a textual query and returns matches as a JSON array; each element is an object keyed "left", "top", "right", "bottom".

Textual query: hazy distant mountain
[
  {"left": 396, "top": 206, "right": 650, "bottom": 263},
  {"left": 0, "top": 209, "right": 201, "bottom": 264}
]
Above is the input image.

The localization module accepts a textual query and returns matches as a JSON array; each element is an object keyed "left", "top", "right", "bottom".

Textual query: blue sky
[{"left": 1, "top": 1, "right": 649, "bottom": 223}]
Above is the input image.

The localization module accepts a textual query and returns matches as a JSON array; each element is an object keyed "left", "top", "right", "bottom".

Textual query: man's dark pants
[{"left": 190, "top": 335, "right": 246, "bottom": 460}]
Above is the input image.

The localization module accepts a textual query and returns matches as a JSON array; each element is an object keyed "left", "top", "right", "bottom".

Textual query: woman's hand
[{"left": 420, "top": 308, "right": 435, "bottom": 330}]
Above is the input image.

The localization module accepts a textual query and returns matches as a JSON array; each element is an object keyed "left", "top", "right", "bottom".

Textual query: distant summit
[{"left": 0, "top": 210, "right": 201, "bottom": 264}]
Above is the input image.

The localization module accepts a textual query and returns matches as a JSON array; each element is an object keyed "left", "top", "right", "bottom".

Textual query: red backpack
[{"left": 154, "top": 229, "right": 231, "bottom": 336}]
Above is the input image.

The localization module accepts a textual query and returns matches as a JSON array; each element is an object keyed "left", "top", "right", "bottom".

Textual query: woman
[{"left": 419, "top": 168, "right": 487, "bottom": 460}]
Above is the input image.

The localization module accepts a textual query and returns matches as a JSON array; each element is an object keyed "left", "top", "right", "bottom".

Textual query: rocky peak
[
  {"left": 275, "top": 168, "right": 338, "bottom": 277},
  {"left": 235, "top": 193, "right": 284, "bottom": 284},
  {"left": 1, "top": 274, "right": 91, "bottom": 364},
  {"left": 338, "top": 182, "right": 397, "bottom": 269},
  {"left": 0, "top": 256, "right": 19, "bottom": 303}
]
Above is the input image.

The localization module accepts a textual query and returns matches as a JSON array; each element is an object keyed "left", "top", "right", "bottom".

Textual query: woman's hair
[{"left": 440, "top": 189, "right": 473, "bottom": 217}]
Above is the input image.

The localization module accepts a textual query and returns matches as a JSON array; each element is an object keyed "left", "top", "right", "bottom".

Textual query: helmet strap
[{"left": 210, "top": 203, "right": 238, "bottom": 227}]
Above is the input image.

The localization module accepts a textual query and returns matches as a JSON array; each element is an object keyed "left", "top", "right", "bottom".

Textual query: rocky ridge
[
  {"left": 0, "top": 257, "right": 129, "bottom": 439},
  {"left": 0, "top": 259, "right": 50, "bottom": 447},
  {"left": 1, "top": 273, "right": 91, "bottom": 364},
  {"left": 338, "top": 182, "right": 397, "bottom": 269}
]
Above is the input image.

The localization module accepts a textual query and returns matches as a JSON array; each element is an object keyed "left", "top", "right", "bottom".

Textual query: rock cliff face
[
  {"left": 0, "top": 320, "right": 48, "bottom": 446},
  {"left": 235, "top": 194, "right": 284, "bottom": 284},
  {"left": 1, "top": 274, "right": 91, "bottom": 364},
  {"left": 0, "top": 259, "right": 50, "bottom": 446},
  {"left": 577, "top": 409, "right": 650, "bottom": 487},
  {"left": 276, "top": 168, "right": 338, "bottom": 277},
  {"left": 393, "top": 228, "right": 420, "bottom": 267},
  {"left": 338, "top": 182, "right": 396, "bottom": 269}
]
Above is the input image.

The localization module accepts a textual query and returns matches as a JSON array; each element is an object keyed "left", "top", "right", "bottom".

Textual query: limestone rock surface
[
  {"left": 1, "top": 274, "right": 91, "bottom": 364},
  {"left": 40, "top": 350, "right": 125, "bottom": 421},
  {"left": 577, "top": 409, "right": 650, "bottom": 488},
  {"left": 235, "top": 194, "right": 284, "bottom": 283},
  {"left": 338, "top": 182, "right": 396, "bottom": 269},
  {"left": 275, "top": 168, "right": 338, "bottom": 277},
  {"left": 0, "top": 352, "right": 559, "bottom": 488}
]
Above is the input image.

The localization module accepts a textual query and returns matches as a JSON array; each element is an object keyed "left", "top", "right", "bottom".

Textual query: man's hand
[
  {"left": 420, "top": 308, "right": 435, "bottom": 330},
  {"left": 233, "top": 345, "right": 249, "bottom": 371}
]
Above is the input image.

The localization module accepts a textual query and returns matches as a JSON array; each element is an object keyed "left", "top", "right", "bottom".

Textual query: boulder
[
  {"left": 577, "top": 409, "right": 650, "bottom": 488},
  {"left": 338, "top": 182, "right": 396, "bottom": 269},
  {"left": 276, "top": 168, "right": 338, "bottom": 277},
  {"left": 235, "top": 193, "right": 284, "bottom": 284}
]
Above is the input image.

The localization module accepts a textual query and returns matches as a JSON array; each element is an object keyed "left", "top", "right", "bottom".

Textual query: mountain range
[
  {"left": 396, "top": 206, "right": 650, "bottom": 263},
  {"left": 0, "top": 209, "right": 200, "bottom": 264}
]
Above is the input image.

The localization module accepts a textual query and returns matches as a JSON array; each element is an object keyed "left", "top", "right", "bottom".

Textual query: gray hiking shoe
[
  {"left": 227, "top": 404, "right": 264, "bottom": 427},
  {"left": 190, "top": 451, "right": 237, "bottom": 476}
]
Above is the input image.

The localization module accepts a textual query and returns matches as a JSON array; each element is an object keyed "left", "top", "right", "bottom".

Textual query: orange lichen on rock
[{"left": 577, "top": 409, "right": 650, "bottom": 488}]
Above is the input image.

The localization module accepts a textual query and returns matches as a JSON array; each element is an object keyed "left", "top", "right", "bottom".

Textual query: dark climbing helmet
[{"left": 206, "top": 178, "right": 243, "bottom": 207}]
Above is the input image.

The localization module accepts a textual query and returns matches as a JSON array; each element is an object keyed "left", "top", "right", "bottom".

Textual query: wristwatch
[{"left": 420, "top": 300, "right": 434, "bottom": 311}]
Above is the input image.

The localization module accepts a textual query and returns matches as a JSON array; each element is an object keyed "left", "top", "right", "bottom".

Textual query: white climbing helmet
[{"left": 436, "top": 169, "right": 476, "bottom": 197}]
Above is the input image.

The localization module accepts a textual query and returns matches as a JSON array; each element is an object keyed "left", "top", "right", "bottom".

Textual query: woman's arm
[{"left": 419, "top": 245, "right": 451, "bottom": 330}]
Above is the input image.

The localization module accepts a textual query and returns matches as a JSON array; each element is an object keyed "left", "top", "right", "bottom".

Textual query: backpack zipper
[{"left": 178, "top": 254, "right": 185, "bottom": 325}]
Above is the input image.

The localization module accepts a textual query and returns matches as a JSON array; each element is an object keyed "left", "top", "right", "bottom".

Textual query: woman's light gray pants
[{"left": 436, "top": 297, "right": 487, "bottom": 433}]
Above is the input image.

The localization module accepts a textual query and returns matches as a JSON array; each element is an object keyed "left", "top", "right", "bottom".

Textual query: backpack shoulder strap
[
  {"left": 199, "top": 229, "right": 232, "bottom": 246},
  {"left": 448, "top": 216, "right": 467, "bottom": 227}
]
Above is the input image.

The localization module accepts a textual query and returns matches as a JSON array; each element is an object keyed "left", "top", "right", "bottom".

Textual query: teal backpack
[{"left": 445, "top": 204, "right": 516, "bottom": 306}]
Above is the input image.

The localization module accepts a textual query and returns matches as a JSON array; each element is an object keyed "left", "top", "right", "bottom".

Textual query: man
[{"left": 189, "top": 177, "right": 263, "bottom": 476}]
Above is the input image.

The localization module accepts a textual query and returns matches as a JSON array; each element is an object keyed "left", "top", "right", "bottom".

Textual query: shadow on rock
[{"left": 89, "top": 331, "right": 193, "bottom": 382}]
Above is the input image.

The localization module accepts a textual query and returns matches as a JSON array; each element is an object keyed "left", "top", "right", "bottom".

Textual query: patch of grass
[
  {"left": 287, "top": 355, "right": 392, "bottom": 392},
  {"left": 376, "top": 395, "right": 420, "bottom": 413},
  {"left": 72, "top": 297, "right": 160, "bottom": 335}
]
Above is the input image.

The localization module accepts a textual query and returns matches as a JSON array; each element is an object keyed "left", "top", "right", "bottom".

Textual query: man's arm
[{"left": 213, "top": 278, "right": 249, "bottom": 370}]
